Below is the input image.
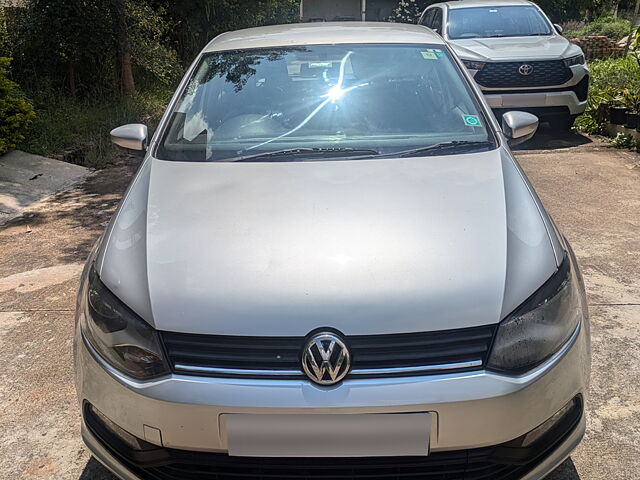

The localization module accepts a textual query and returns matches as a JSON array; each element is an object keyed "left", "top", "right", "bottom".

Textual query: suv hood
[
  {"left": 97, "top": 150, "right": 558, "bottom": 336},
  {"left": 450, "top": 35, "right": 580, "bottom": 62}
]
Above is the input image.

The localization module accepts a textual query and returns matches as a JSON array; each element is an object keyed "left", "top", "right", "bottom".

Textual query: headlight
[
  {"left": 487, "top": 254, "right": 581, "bottom": 374},
  {"left": 462, "top": 60, "right": 486, "bottom": 71},
  {"left": 80, "top": 267, "right": 169, "bottom": 380},
  {"left": 563, "top": 54, "right": 585, "bottom": 67}
]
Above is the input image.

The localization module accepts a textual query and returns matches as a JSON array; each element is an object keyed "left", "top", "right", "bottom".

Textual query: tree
[
  {"left": 114, "top": 0, "right": 135, "bottom": 94},
  {"left": 13, "top": 0, "right": 179, "bottom": 96},
  {"left": 388, "top": 0, "right": 433, "bottom": 23},
  {"left": 159, "top": 0, "right": 300, "bottom": 64}
]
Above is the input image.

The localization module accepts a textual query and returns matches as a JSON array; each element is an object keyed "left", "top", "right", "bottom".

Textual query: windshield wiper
[
  {"left": 228, "top": 147, "right": 381, "bottom": 163},
  {"left": 387, "top": 140, "right": 495, "bottom": 158}
]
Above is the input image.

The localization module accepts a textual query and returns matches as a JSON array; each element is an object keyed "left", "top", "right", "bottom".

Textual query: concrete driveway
[{"left": 0, "top": 133, "right": 638, "bottom": 479}]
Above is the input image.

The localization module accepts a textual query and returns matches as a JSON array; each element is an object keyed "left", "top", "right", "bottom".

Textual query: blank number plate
[{"left": 221, "top": 413, "right": 432, "bottom": 457}]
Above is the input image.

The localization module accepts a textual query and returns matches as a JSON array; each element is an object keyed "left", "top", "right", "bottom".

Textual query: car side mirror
[
  {"left": 502, "top": 111, "right": 538, "bottom": 146},
  {"left": 553, "top": 24, "right": 563, "bottom": 35},
  {"left": 110, "top": 124, "right": 148, "bottom": 151}
]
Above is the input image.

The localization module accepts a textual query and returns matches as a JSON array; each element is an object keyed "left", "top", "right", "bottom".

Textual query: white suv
[{"left": 419, "top": 0, "right": 589, "bottom": 130}]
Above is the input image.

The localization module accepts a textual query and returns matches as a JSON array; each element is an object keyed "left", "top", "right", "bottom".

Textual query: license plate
[{"left": 220, "top": 413, "right": 432, "bottom": 457}]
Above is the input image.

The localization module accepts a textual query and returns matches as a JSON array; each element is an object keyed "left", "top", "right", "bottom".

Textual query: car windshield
[
  {"left": 448, "top": 6, "right": 552, "bottom": 40},
  {"left": 156, "top": 43, "right": 494, "bottom": 162}
]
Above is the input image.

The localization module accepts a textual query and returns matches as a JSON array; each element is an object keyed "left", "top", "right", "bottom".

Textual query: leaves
[{"left": 0, "top": 57, "right": 35, "bottom": 155}]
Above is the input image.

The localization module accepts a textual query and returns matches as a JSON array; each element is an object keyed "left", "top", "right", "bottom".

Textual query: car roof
[
  {"left": 203, "top": 22, "right": 445, "bottom": 53},
  {"left": 431, "top": 0, "right": 536, "bottom": 10}
]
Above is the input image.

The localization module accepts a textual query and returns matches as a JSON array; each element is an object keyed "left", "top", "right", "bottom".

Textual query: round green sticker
[{"left": 463, "top": 115, "right": 482, "bottom": 127}]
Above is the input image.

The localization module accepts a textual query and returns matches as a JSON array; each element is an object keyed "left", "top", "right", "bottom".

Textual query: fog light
[
  {"left": 87, "top": 404, "right": 156, "bottom": 451},
  {"left": 491, "top": 396, "right": 583, "bottom": 465},
  {"left": 520, "top": 398, "right": 577, "bottom": 447}
]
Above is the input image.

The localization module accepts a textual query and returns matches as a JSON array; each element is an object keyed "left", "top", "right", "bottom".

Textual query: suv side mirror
[
  {"left": 110, "top": 124, "right": 148, "bottom": 151},
  {"left": 502, "top": 111, "right": 538, "bottom": 146},
  {"left": 553, "top": 24, "right": 564, "bottom": 35}
]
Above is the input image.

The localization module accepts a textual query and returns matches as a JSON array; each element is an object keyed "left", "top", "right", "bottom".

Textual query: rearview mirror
[
  {"left": 553, "top": 24, "right": 564, "bottom": 35},
  {"left": 110, "top": 124, "right": 148, "bottom": 151},
  {"left": 502, "top": 111, "right": 538, "bottom": 146}
]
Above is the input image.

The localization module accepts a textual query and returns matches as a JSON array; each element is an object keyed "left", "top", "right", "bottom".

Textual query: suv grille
[
  {"left": 475, "top": 60, "right": 572, "bottom": 88},
  {"left": 160, "top": 325, "right": 496, "bottom": 379}
]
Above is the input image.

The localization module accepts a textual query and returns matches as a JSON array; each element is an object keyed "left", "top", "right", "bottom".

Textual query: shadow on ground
[
  {"left": 512, "top": 125, "right": 592, "bottom": 151},
  {"left": 79, "top": 457, "right": 116, "bottom": 480},
  {"left": 79, "top": 456, "right": 582, "bottom": 479},
  {"left": 0, "top": 153, "right": 142, "bottom": 265}
]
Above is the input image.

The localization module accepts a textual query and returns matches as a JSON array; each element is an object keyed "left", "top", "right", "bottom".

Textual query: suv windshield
[
  {"left": 448, "top": 6, "right": 552, "bottom": 40},
  {"left": 156, "top": 44, "right": 494, "bottom": 162}
]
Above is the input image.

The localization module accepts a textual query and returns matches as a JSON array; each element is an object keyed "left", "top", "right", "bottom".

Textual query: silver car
[
  {"left": 418, "top": 0, "right": 589, "bottom": 130},
  {"left": 74, "top": 22, "right": 590, "bottom": 480}
]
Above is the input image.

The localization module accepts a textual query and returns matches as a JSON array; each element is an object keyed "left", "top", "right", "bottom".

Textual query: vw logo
[
  {"left": 518, "top": 64, "right": 534, "bottom": 76},
  {"left": 301, "top": 332, "right": 351, "bottom": 386}
]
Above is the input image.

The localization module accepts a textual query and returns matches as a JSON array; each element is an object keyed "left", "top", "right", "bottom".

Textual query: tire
[{"left": 549, "top": 115, "right": 576, "bottom": 131}]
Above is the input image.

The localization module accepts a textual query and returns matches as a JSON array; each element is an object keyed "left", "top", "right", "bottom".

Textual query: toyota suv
[
  {"left": 75, "top": 22, "right": 590, "bottom": 480},
  {"left": 419, "top": 0, "right": 589, "bottom": 130}
]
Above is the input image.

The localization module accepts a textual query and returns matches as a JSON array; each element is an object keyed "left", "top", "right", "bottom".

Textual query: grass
[{"left": 19, "top": 87, "right": 173, "bottom": 169}]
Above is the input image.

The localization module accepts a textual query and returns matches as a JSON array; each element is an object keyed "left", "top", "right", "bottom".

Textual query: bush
[
  {"left": 564, "top": 15, "right": 631, "bottom": 41},
  {"left": 0, "top": 57, "right": 35, "bottom": 155},
  {"left": 575, "top": 55, "right": 640, "bottom": 134}
]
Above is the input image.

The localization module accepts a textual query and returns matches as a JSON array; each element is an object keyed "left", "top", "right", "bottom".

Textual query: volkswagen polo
[{"left": 74, "top": 22, "right": 590, "bottom": 480}]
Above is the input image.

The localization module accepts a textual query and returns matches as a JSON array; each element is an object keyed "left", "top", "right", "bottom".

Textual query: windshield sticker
[
  {"left": 463, "top": 115, "right": 482, "bottom": 127},
  {"left": 421, "top": 49, "right": 444, "bottom": 60}
]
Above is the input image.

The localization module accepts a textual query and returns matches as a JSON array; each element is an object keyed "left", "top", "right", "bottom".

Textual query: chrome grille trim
[{"left": 173, "top": 359, "right": 484, "bottom": 377}]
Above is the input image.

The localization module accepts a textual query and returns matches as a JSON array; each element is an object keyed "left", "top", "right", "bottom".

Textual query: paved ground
[
  {"left": 0, "top": 132, "right": 638, "bottom": 479},
  {"left": 0, "top": 150, "right": 89, "bottom": 225}
]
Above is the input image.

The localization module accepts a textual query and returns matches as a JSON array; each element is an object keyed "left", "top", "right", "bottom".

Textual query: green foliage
[
  {"left": 0, "top": 7, "right": 10, "bottom": 56},
  {"left": 590, "top": 55, "right": 640, "bottom": 92},
  {"left": 610, "top": 132, "right": 637, "bottom": 149},
  {"left": 531, "top": 0, "right": 595, "bottom": 22},
  {"left": 388, "top": 0, "right": 432, "bottom": 23},
  {"left": 0, "top": 57, "right": 35, "bottom": 155},
  {"left": 163, "top": 0, "right": 301, "bottom": 63},
  {"left": 126, "top": 0, "right": 181, "bottom": 86},
  {"left": 21, "top": 86, "right": 171, "bottom": 168},
  {"left": 563, "top": 15, "right": 632, "bottom": 40},
  {"left": 12, "top": 0, "right": 180, "bottom": 95},
  {"left": 575, "top": 56, "right": 640, "bottom": 134}
]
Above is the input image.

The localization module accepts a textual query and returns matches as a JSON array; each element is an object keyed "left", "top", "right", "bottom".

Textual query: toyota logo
[
  {"left": 518, "top": 64, "right": 534, "bottom": 76},
  {"left": 301, "top": 332, "right": 351, "bottom": 385}
]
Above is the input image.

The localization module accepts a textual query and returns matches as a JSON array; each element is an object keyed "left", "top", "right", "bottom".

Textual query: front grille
[
  {"left": 161, "top": 325, "right": 497, "bottom": 379},
  {"left": 475, "top": 60, "right": 572, "bottom": 88}
]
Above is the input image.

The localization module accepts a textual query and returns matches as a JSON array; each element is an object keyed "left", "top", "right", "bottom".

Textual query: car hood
[
  {"left": 449, "top": 35, "right": 580, "bottom": 62},
  {"left": 97, "top": 149, "right": 558, "bottom": 336}
]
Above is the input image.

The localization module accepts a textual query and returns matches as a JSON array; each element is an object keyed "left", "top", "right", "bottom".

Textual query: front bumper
[
  {"left": 75, "top": 315, "right": 590, "bottom": 479},
  {"left": 484, "top": 91, "right": 586, "bottom": 117},
  {"left": 480, "top": 66, "right": 589, "bottom": 117}
]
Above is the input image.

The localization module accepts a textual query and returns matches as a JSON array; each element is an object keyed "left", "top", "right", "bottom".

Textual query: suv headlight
[
  {"left": 487, "top": 254, "right": 581, "bottom": 374},
  {"left": 80, "top": 267, "right": 169, "bottom": 380},
  {"left": 462, "top": 60, "right": 486, "bottom": 71},
  {"left": 563, "top": 54, "right": 585, "bottom": 67}
]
